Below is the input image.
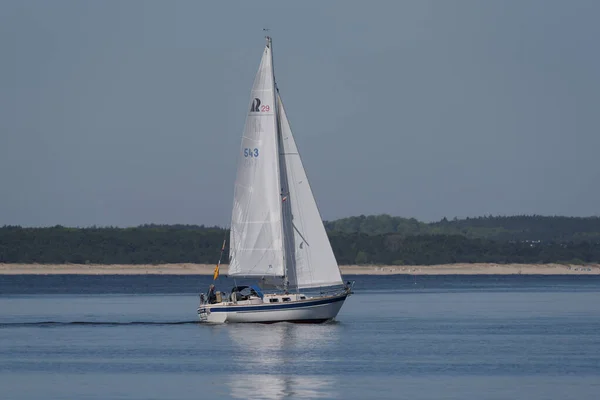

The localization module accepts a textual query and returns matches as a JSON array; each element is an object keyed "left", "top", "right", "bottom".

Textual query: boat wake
[{"left": 0, "top": 321, "right": 199, "bottom": 328}]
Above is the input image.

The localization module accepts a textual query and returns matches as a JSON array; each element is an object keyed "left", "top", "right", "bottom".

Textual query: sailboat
[{"left": 197, "top": 36, "right": 353, "bottom": 323}]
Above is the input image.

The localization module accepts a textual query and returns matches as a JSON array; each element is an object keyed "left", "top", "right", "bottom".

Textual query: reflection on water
[
  {"left": 226, "top": 323, "right": 341, "bottom": 399},
  {"left": 229, "top": 375, "right": 337, "bottom": 400}
]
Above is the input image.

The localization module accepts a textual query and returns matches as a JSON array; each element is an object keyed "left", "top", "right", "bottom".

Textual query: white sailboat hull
[{"left": 198, "top": 292, "right": 348, "bottom": 324}]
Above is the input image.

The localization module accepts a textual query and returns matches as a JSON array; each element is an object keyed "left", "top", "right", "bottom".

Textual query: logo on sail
[
  {"left": 250, "top": 98, "right": 270, "bottom": 112},
  {"left": 250, "top": 98, "right": 261, "bottom": 112}
]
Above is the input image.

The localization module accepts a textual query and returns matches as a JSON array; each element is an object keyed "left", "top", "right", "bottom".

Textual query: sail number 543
[{"left": 244, "top": 148, "right": 259, "bottom": 157}]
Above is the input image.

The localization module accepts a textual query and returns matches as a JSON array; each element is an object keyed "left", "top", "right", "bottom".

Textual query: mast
[
  {"left": 266, "top": 35, "right": 287, "bottom": 288},
  {"left": 268, "top": 35, "right": 297, "bottom": 292}
]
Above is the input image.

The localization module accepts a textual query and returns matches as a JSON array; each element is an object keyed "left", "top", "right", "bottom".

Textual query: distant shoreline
[{"left": 1, "top": 263, "right": 599, "bottom": 275}]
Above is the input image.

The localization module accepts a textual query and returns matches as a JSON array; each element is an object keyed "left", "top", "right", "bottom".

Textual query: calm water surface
[{"left": 1, "top": 275, "right": 599, "bottom": 399}]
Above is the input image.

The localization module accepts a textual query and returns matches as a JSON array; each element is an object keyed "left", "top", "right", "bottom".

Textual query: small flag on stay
[{"left": 213, "top": 264, "right": 220, "bottom": 280}]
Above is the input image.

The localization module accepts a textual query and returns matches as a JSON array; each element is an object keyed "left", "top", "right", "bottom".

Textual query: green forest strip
[{"left": 2, "top": 215, "right": 600, "bottom": 265}]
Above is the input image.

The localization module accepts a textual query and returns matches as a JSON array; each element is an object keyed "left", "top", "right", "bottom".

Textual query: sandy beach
[{"left": 1, "top": 263, "right": 599, "bottom": 275}]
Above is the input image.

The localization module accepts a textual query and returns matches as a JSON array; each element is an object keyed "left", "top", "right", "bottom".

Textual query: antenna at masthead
[{"left": 263, "top": 28, "right": 271, "bottom": 46}]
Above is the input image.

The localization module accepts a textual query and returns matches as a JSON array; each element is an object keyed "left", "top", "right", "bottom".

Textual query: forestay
[{"left": 229, "top": 43, "right": 284, "bottom": 277}]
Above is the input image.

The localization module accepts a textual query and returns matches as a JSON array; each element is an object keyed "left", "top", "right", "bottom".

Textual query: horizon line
[{"left": 2, "top": 213, "right": 600, "bottom": 230}]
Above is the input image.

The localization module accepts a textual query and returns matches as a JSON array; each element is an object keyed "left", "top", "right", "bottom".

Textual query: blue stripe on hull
[{"left": 204, "top": 294, "right": 347, "bottom": 313}]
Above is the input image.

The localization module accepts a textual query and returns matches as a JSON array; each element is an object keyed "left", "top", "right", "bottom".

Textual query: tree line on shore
[{"left": 1, "top": 215, "right": 599, "bottom": 265}]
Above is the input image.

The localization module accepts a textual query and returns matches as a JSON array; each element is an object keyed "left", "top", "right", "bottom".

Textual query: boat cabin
[{"left": 203, "top": 285, "right": 308, "bottom": 306}]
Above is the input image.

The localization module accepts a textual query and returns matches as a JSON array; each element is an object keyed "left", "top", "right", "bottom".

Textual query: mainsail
[{"left": 229, "top": 41, "right": 284, "bottom": 277}]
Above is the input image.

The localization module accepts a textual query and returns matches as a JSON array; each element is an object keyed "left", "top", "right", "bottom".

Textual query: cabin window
[
  {"left": 282, "top": 297, "right": 291, "bottom": 302},
  {"left": 269, "top": 298, "right": 279, "bottom": 303},
  {"left": 300, "top": 296, "right": 306, "bottom": 300}
]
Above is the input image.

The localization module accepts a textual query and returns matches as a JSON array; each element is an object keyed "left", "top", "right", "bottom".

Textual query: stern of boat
[{"left": 197, "top": 304, "right": 228, "bottom": 323}]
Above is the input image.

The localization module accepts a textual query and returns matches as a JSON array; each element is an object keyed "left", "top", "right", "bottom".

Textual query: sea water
[{"left": 1, "top": 275, "right": 599, "bottom": 399}]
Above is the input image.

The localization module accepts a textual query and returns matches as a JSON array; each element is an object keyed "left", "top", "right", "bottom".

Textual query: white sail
[
  {"left": 229, "top": 42, "right": 284, "bottom": 277},
  {"left": 277, "top": 93, "right": 344, "bottom": 289}
]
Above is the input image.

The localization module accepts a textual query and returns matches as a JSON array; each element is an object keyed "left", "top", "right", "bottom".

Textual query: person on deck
[{"left": 208, "top": 284, "right": 217, "bottom": 304}]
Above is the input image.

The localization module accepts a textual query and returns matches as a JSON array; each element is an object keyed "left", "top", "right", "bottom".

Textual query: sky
[{"left": 1, "top": 0, "right": 599, "bottom": 227}]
